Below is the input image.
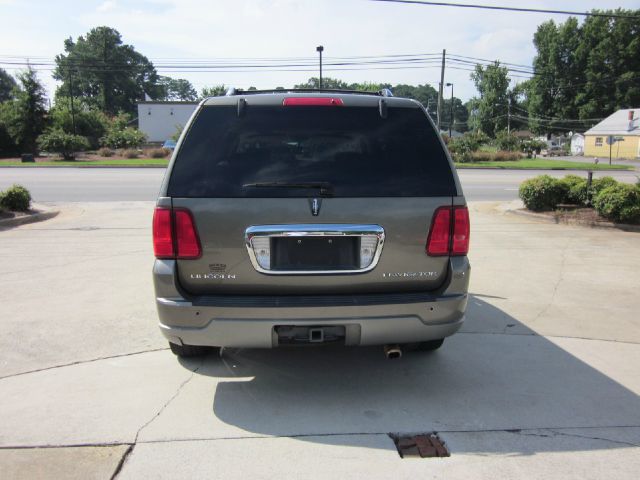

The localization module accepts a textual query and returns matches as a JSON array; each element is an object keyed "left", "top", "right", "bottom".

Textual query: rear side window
[{"left": 168, "top": 105, "right": 456, "bottom": 197}]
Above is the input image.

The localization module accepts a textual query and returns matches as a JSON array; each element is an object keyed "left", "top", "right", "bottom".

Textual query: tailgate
[{"left": 173, "top": 197, "right": 452, "bottom": 295}]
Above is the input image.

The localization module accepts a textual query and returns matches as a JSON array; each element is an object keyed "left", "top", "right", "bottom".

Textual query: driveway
[{"left": 0, "top": 201, "right": 639, "bottom": 479}]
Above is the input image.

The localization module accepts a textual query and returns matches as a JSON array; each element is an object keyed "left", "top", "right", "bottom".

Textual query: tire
[
  {"left": 405, "top": 338, "right": 445, "bottom": 352},
  {"left": 169, "top": 342, "right": 212, "bottom": 357}
]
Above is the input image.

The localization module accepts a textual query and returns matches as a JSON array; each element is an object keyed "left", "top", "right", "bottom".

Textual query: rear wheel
[
  {"left": 169, "top": 342, "right": 215, "bottom": 357},
  {"left": 405, "top": 338, "right": 444, "bottom": 352}
]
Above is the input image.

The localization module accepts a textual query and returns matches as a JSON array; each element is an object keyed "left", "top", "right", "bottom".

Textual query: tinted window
[{"left": 168, "top": 105, "right": 456, "bottom": 197}]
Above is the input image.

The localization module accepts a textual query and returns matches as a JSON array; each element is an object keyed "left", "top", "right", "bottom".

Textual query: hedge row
[{"left": 518, "top": 175, "right": 640, "bottom": 224}]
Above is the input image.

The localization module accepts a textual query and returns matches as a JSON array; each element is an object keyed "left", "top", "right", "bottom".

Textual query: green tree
[
  {"left": 200, "top": 84, "right": 227, "bottom": 98},
  {"left": 469, "top": 62, "right": 510, "bottom": 137},
  {"left": 0, "top": 68, "right": 17, "bottom": 102},
  {"left": 442, "top": 97, "right": 469, "bottom": 133},
  {"left": 528, "top": 10, "right": 640, "bottom": 133},
  {"left": 294, "top": 77, "right": 350, "bottom": 89},
  {"left": 0, "top": 67, "right": 48, "bottom": 153},
  {"left": 53, "top": 27, "right": 162, "bottom": 114},
  {"left": 390, "top": 84, "right": 438, "bottom": 114},
  {"left": 158, "top": 76, "right": 197, "bottom": 101}
]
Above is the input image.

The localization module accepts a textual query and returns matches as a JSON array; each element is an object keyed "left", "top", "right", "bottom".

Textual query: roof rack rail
[{"left": 224, "top": 88, "right": 393, "bottom": 97}]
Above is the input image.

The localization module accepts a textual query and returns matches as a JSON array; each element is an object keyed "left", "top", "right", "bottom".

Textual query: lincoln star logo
[{"left": 309, "top": 198, "right": 321, "bottom": 216}]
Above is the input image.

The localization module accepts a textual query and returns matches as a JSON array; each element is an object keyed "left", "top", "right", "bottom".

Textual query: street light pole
[
  {"left": 446, "top": 82, "right": 454, "bottom": 137},
  {"left": 316, "top": 46, "right": 324, "bottom": 89}
]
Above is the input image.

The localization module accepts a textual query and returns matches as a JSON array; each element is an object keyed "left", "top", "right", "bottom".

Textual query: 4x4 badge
[{"left": 309, "top": 198, "right": 321, "bottom": 216}]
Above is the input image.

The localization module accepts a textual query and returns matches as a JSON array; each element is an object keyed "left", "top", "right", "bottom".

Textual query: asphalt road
[{"left": 0, "top": 167, "right": 637, "bottom": 202}]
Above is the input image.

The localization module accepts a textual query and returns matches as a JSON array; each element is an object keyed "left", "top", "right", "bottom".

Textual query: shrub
[
  {"left": 98, "top": 147, "right": 114, "bottom": 157},
  {"left": 148, "top": 148, "right": 170, "bottom": 158},
  {"left": 591, "top": 176, "right": 618, "bottom": 197},
  {"left": 519, "top": 175, "right": 568, "bottom": 211},
  {"left": 36, "top": 129, "right": 90, "bottom": 160},
  {"left": 559, "top": 175, "right": 588, "bottom": 205},
  {"left": 593, "top": 184, "right": 640, "bottom": 224},
  {"left": 495, "top": 130, "right": 521, "bottom": 152},
  {"left": 49, "top": 104, "right": 109, "bottom": 149},
  {"left": 0, "top": 184, "right": 31, "bottom": 211},
  {"left": 122, "top": 149, "right": 140, "bottom": 159},
  {"left": 101, "top": 127, "right": 147, "bottom": 149},
  {"left": 470, "top": 150, "right": 521, "bottom": 162},
  {"left": 448, "top": 133, "right": 481, "bottom": 163}
]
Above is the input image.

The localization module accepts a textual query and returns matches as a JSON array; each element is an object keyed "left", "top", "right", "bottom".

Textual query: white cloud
[{"left": 96, "top": 1, "right": 117, "bottom": 13}]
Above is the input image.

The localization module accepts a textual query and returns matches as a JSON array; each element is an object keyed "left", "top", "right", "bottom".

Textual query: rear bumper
[{"left": 153, "top": 257, "right": 470, "bottom": 348}]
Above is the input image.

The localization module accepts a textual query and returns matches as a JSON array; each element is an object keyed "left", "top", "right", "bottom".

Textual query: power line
[{"left": 370, "top": 1, "right": 640, "bottom": 19}]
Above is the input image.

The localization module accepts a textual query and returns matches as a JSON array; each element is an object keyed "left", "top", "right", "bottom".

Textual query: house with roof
[{"left": 584, "top": 108, "right": 639, "bottom": 159}]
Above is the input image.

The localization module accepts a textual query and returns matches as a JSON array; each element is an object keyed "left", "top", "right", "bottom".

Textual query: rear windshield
[{"left": 168, "top": 105, "right": 456, "bottom": 197}]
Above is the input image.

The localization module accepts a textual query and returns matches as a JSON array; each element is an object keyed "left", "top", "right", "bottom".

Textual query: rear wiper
[{"left": 242, "top": 182, "right": 334, "bottom": 196}]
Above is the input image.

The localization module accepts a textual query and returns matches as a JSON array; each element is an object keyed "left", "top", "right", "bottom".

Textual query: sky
[{"left": 0, "top": 0, "right": 637, "bottom": 103}]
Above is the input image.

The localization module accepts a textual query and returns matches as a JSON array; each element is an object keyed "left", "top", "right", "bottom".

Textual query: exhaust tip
[{"left": 384, "top": 344, "right": 402, "bottom": 360}]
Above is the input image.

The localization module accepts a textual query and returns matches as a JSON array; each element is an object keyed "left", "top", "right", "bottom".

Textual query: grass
[
  {"left": 0, "top": 158, "right": 169, "bottom": 167},
  {"left": 455, "top": 159, "right": 632, "bottom": 170}
]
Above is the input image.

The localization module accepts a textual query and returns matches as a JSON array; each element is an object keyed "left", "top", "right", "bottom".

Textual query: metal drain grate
[{"left": 390, "top": 433, "right": 450, "bottom": 458}]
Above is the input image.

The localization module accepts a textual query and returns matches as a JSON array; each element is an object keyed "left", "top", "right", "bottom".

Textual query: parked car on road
[{"left": 152, "top": 89, "right": 470, "bottom": 359}]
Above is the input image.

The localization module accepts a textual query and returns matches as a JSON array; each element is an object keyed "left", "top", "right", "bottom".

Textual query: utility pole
[
  {"left": 446, "top": 82, "right": 454, "bottom": 137},
  {"left": 437, "top": 49, "right": 446, "bottom": 132},
  {"left": 316, "top": 46, "right": 324, "bottom": 89},
  {"left": 507, "top": 97, "right": 511, "bottom": 134}
]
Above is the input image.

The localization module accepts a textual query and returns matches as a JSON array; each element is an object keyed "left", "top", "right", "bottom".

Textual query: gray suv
[{"left": 152, "top": 89, "right": 470, "bottom": 358}]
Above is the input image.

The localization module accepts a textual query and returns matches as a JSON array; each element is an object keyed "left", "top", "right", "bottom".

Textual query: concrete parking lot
[{"left": 1, "top": 201, "right": 639, "bottom": 479}]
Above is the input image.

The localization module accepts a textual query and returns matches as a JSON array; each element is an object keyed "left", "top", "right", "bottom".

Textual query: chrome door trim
[{"left": 245, "top": 224, "right": 385, "bottom": 275}]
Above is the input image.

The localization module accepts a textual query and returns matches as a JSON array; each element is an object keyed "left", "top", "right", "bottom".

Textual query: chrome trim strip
[{"left": 245, "top": 224, "right": 385, "bottom": 275}]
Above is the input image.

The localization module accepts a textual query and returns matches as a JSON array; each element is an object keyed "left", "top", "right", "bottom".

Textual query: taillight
[
  {"left": 283, "top": 97, "right": 344, "bottom": 106},
  {"left": 452, "top": 207, "right": 470, "bottom": 255},
  {"left": 426, "top": 206, "right": 470, "bottom": 256},
  {"left": 153, "top": 207, "right": 174, "bottom": 258},
  {"left": 426, "top": 207, "right": 451, "bottom": 256},
  {"left": 152, "top": 207, "right": 201, "bottom": 259},
  {"left": 174, "top": 209, "right": 201, "bottom": 259}
]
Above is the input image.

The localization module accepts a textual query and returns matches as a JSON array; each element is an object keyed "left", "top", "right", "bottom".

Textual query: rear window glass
[{"left": 168, "top": 105, "right": 456, "bottom": 197}]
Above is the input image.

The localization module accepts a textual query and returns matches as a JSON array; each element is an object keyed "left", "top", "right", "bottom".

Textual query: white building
[
  {"left": 137, "top": 101, "right": 199, "bottom": 143},
  {"left": 570, "top": 133, "right": 585, "bottom": 156}
]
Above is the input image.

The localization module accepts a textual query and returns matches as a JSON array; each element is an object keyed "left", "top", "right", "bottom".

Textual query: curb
[
  {"left": 0, "top": 208, "right": 60, "bottom": 229},
  {"left": 506, "top": 207, "right": 640, "bottom": 232}
]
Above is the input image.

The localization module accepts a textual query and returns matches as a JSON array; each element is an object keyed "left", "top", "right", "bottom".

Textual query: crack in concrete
[
  {"left": 548, "top": 429, "right": 640, "bottom": 448},
  {"left": 108, "top": 358, "right": 204, "bottom": 479},
  {"left": 507, "top": 428, "right": 640, "bottom": 448},
  {"left": 2, "top": 425, "right": 639, "bottom": 450},
  {"left": 133, "top": 359, "right": 204, "bottom": 444},
  {"left": 110, "top": 444, "right": 134, "bottom": 480},
  {"left": 457, "top": 331, "right": 640, "bottom": 345},
  {"left": 0, "top": 348, "right": 169, "bottom": 381},
  {"left": 530, "top": 237, "right": 571, "bottom": 324},
  {"left": 2, "top": 330, "right": 639, "bottom": 383}
]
